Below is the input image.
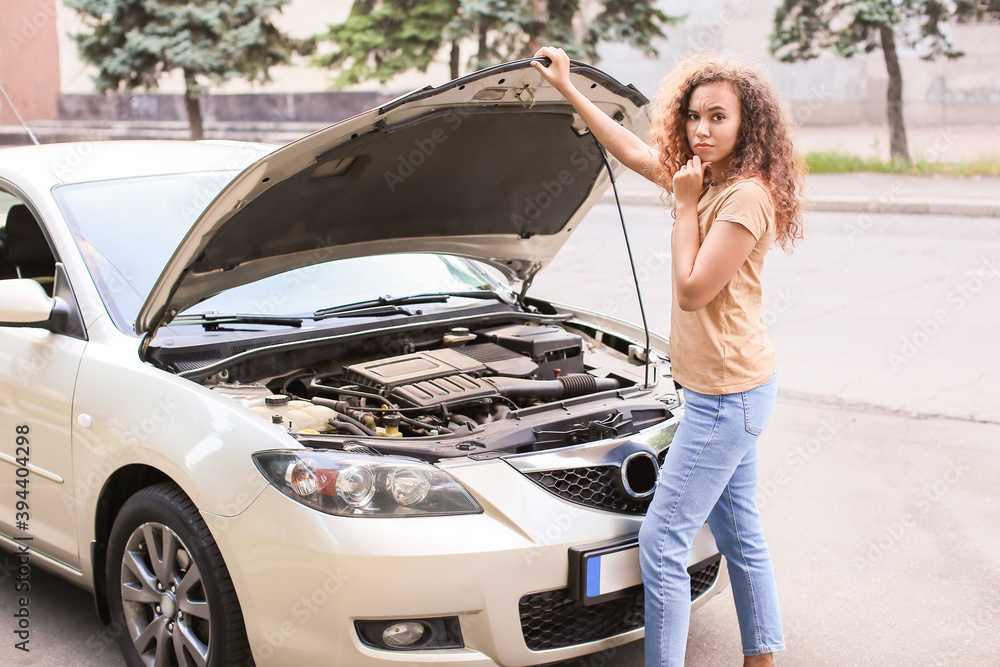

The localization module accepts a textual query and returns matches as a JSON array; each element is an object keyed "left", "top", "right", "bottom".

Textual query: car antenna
[
  {"left": 0, "top": 84, "right": 40, "bottom": 145},
  {"left": 597, "top": 142, "right": 651, "bottom": 389}
]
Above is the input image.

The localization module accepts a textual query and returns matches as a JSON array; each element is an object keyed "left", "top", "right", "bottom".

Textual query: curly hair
[{"left": 648, "top": 54, "right": 806, "bottom": 250}]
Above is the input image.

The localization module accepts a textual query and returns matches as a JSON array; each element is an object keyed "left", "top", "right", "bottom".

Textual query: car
[{"left": 0, "top": 58, "right": 728, "bottom": 667}]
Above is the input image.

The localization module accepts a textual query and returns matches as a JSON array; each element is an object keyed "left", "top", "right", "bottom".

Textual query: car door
[{"left": 0, "top": 190, "right": 85, "bottom": 568}]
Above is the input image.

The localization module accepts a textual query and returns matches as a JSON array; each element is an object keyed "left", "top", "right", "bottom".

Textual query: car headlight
[{"left": 253, "top": 450, "right": 482, "bottom": 517}]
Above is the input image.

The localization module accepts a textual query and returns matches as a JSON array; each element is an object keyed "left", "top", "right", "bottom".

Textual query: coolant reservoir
[
  {"left": 248, "top": 395, "right": 338, "bottom": 433},
  {"left": 289, "top": 399, "right": 340, "bottom": 430},
  {"left": 212, "top": 382, "right": 273, "bottom": 407},
  {"left": 213, "top": 385, "right": 337, "bottom": 433}
]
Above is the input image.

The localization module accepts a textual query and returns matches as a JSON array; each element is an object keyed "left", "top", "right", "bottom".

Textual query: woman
[{"left": 532, "top": 48, "right": 805, "bottom": 666}]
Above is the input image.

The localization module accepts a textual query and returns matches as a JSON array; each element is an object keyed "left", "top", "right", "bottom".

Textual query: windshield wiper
[
  {"left": 313, "top": 290, "right": 509, "bottom": 321},
  {"left": 168, "top": 291, "right": 510, "bottom": 329},
  {"left": 169, "top": 313, "right": 304, "bottom": 331}
]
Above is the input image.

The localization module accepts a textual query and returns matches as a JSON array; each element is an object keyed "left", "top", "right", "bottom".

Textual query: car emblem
[{"left": 619, "top": 450, "right": 659, "bottom": 499}]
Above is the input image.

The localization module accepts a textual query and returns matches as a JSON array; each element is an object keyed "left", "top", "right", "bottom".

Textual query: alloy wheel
[{"left": 120, "top": 521, "right": 211, "bottom": 667}]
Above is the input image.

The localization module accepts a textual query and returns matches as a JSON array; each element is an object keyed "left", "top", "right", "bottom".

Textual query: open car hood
[{"left": 136, "top": 59, "right": 650, "bottom": 335}]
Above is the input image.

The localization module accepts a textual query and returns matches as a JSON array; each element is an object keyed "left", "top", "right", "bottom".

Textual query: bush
[{"left": 803, "top": 150, "right": 1000, "bottom": 176}]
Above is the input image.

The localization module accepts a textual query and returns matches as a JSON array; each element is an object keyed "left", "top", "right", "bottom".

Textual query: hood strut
[
  {"left": 597, "top": 141, "right": 652, "bottom": 389},
  {"left": 517, "top": 272, "right": 536, "bottom": 308}
]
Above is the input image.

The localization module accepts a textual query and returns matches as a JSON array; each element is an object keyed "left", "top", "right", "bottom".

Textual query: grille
[
  {"left": 518, "top": 556, "right": 722, "bottom": 651},
  {"left": 160, "top": 349, "right": 221, "bottom": 372},
  {"left": 519, "top": 587, "right": 644, "bottom": 651},
  {"left": 690, "top": 558, "right": 721, "bottom": 598},
  {"left": 231, "top": 338, "right": 284, "bottom": 355},
  {"left": 525, "top": 466, "right": 651, "bottom": 515},
  {"left": 657, "top": 447, "right": 668, "bottom": 466}
]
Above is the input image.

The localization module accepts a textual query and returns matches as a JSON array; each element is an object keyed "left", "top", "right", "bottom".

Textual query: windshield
[{"left": 53, "top": 173, "right": 511, "bottom": 334}]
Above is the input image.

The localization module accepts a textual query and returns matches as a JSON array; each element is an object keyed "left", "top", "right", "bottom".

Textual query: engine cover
[
  {"left": 342, "top": 348, "right": 485, "bottom": 389},
  {"left": 390, "top": 374, "right": 498, "bottom": 408}
]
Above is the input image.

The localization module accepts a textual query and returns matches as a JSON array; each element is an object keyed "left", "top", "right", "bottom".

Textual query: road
[
  {"left": 541, "top": 204, "right": 1000, "bottom": 666},
  {"left": 2, "top": 204, "right": 998, "bottom": 666}
]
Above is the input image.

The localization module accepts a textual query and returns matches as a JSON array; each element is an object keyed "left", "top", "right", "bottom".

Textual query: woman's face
[{"left": 685, "top": 81, "right": 742, "bottom": 177}]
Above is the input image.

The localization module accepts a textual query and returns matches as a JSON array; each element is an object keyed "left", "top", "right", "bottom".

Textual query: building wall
[
  {"left": 595, "top": 0, "right": 1000, "bottom": 127},
  {"left": 0, "top": 0, "right": 61, "bottom": 123},
  {"left": 28, "top": 0, "right": 1000, "bottom": 126}
]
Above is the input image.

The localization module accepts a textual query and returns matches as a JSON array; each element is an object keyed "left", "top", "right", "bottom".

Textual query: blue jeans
[{"left": 638, "top": 373, "right": 784, "bottom": 666}]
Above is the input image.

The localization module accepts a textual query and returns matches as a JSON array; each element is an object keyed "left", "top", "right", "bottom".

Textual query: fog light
[
  {"left": 382, "top": 621, "right": 427, "bottom": 647},
  {"left": 336, "top": 465, "right": 376, "bottom": 507},
  {"left": 388, "top": 468, "right": 431, "bottom": 506},
  {"left": 356, "top": 616, "right": 464, "bottom": 651}
]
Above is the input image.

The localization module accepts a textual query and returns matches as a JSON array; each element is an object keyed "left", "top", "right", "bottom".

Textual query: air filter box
[{"left": 475, "top": 324, "right": 584, "bottom": 378}]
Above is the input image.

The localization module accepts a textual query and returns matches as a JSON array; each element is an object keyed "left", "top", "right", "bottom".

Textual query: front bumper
[{"left": 211, "top": 457, "right": 729, "bottom": 666}]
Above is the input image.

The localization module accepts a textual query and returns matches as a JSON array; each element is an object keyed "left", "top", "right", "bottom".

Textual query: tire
[{"left": 106, "top": 482, "right": 252, "bottom": 667}]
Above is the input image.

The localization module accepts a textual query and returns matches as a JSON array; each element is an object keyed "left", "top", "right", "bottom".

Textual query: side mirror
[{"left": 0, "top": 279, "right": 68, "bottom": 329}]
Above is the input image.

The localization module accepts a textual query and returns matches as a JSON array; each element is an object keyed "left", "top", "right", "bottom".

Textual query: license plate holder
[{"left": 568, "top": 533, "right": 642, "bottom": 606}]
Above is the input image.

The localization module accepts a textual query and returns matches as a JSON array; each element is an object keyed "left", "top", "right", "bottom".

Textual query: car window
[
  {"left": 54, "top": 174, "right": 512, "bottom": 335},
  {"left": 54, "top": 172, "right": 236, "bottom": 329},
  {"left": 0, "top": 190, "right": 57, "bottom": 295},
  {"left": 190, "top": 254, "right": 500, "bottom": 318},
  {"left": 0, "top": 190, "right": 19, "bottom": 217}
]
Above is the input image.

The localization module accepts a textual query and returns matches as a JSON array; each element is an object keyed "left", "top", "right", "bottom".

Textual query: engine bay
[{"left": 184, "top": 317, "right": 677, "bottom": 460}]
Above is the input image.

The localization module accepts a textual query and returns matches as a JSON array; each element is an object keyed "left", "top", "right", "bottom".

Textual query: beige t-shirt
[{"left": 669, "top": 178, "right": 777, "bottom": 395}]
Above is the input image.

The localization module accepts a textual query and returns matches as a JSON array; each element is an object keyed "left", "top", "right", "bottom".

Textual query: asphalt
[
  {"left": 0, "top": 121, "right": 995, "bottom": 665},
  {"left": 3, "top": 121, "right": 999, "bottom": 217}
]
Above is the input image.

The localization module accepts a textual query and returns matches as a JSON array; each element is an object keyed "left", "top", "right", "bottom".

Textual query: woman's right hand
[
  {"left": 531, "top": 46, "right": 573, "bottom": 96},
  {"left": 673, "top": 156, "right": 710, "bottom": 212}
]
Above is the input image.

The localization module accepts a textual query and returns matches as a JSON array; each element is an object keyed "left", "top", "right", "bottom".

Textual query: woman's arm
[
  {"left": 532, "top": 46, "right": 660, "bottom": 183},
  {"left": 671, "top": 156, "right": 758, "bottom": 311}
]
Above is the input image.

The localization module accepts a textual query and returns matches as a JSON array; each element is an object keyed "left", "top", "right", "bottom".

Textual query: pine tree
[
  {"left": 318, "top": 0, "right": 678, "bottom": 88},
  {"left": 771, "top": 0, "right": 1000, "bottom": 164},
  {"left": 315, "top": 0, "right": 461, "bottom": 86},
  {"left": 66, "top": 0, "right": 300, "bottom": 140}
]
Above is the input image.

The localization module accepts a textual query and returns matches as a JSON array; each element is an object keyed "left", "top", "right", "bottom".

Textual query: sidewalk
[
  {"left": 602, "top": 170, "right": 1000, "bottom": 217},
  {"left": 599, "top": 123, "right": 1000, "bottom": 217},
  {"left": 0, "top": 119, "right": 318, "bottom": 146}
]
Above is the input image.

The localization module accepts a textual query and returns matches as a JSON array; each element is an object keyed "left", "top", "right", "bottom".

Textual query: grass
[{"left": 803, "top": 149, "right": 1000, "bottom": 177}]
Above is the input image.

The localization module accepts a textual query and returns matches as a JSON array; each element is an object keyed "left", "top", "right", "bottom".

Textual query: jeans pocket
[
  {"left": 742, "top": 393, "right": 764, "bottom": 435},
  {"left": 741, "top": 375, "right": 778, "bottom": 436}
]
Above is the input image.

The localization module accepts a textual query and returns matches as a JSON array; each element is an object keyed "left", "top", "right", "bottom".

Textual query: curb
[
  {"left": 600, "top": 191, "right": 1000, "bottom": 218},
  {"left": 808, "top": 195, "right": 1000, "bottom": 218}
]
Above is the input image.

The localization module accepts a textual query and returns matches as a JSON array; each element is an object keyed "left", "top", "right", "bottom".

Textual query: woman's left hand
[{"left": 672, "top": 156, "right": 710, "bottom": 212}]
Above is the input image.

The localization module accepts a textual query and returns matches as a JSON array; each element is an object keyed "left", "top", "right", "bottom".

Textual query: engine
[{"left": 209, "top": 321, "right": 672, "bottom": 453}]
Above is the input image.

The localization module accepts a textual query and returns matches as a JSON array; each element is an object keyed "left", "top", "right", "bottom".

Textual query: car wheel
[{"left": 107, "top": 482, "right": 252, "bottom": 667}]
